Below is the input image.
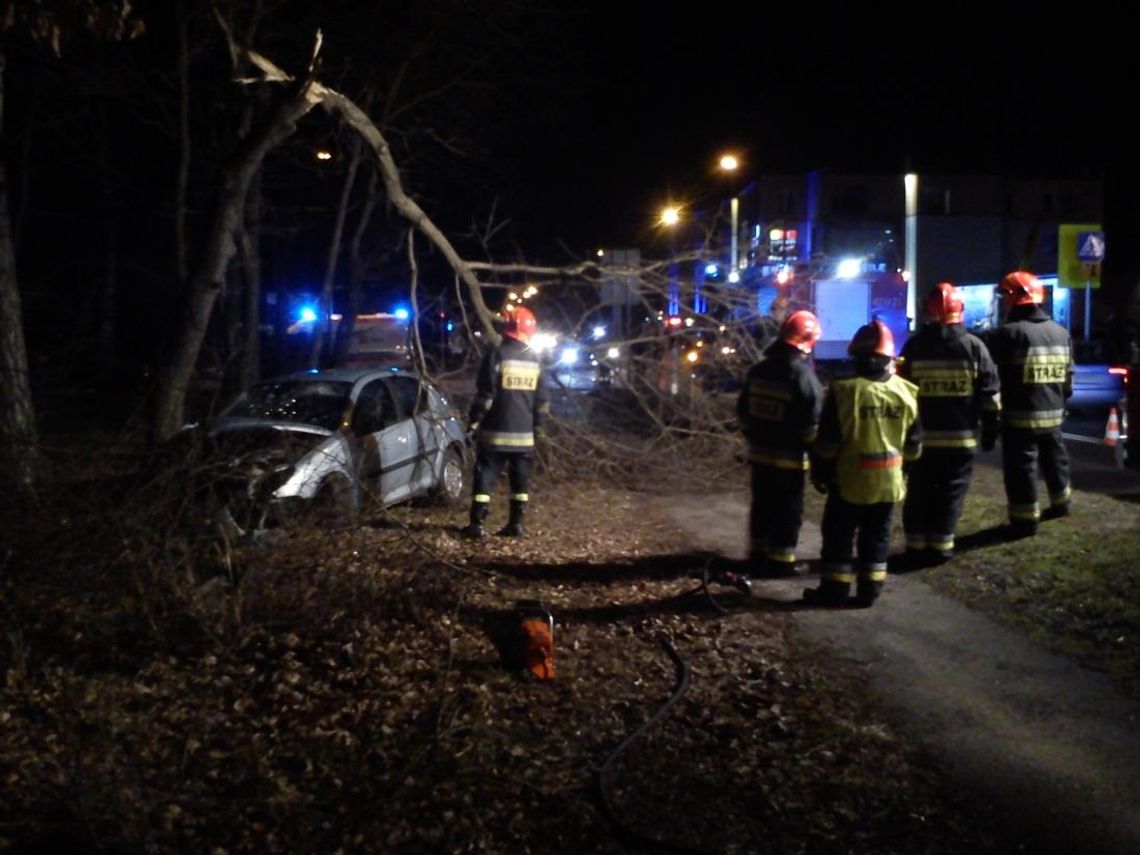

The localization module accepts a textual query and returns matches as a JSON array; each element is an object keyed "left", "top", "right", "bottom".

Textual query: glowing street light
[
  {"left": 659, "top": 206, "right": 681, "bottom": 315},
  {"left": 718, "top": 153, "right": 741, "bottom": 277}
]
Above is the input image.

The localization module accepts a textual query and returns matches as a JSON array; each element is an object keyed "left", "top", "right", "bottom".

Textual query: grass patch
[{"left": 898, "top": 465, "right": 1140, "bottom": 700}]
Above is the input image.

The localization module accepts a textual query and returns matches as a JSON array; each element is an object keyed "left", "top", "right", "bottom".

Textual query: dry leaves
[{"left": 0, "top": 476, "right": 1010, "bottom": 853}]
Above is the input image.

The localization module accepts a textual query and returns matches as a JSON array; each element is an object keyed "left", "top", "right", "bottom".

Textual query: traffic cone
[{"left": 1104, "top": 407, "right": 1121, "bottom": 446}]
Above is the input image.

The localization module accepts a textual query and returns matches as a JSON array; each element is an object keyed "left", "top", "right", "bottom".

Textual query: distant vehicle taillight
[{"left": 1108, "top": 366, "right": 1128, "bottom": 375}]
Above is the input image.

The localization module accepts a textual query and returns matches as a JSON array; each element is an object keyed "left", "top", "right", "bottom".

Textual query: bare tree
[
  {"left": 331, "top": 166, "right": 382, "bottom": 368},
  {"left": 0, "top": 46, "right": 35, "bottom": 490},
  {"left": 0, "top": 0, "right": 141, "bottom": 491},
  {"left": 150, "top": 33, "right": 324, "bottom": 441},
  {"left": 237, "top": 169, "right": 262, "bottom": 390},
  {"left": 308, "top": 132, "right": 362, "bottom": 368}
]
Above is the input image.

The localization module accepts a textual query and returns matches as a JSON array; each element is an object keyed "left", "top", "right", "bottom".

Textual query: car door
[
  {"left": 351, "top": 378, "right": 416, "bottom": 506},
  {"left": 388, "top": 375, "right": 444, "bottom": 496}
]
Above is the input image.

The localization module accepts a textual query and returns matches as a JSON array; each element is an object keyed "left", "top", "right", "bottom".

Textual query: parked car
[
  {"left": 179, "top": 367, "right": 469, "bottom": 536},
  {"left": 1068, "top": 340, "right": 1129, "bottom": 412}
]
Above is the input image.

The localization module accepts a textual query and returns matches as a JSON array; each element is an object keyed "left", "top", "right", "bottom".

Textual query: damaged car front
[{"left": 210, "top": 378, "right": 359, "bottom": 535}]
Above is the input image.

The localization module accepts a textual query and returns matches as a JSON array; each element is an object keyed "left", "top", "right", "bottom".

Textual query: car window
[
  {"left": 352, "top": 380, "right": 398, "bottom": 435},
  {"left": 224, "top": 380, "right": 351, "bottom": 430},
  {"left": 389, "top": 375, "right": 427, "bottom": 417}
]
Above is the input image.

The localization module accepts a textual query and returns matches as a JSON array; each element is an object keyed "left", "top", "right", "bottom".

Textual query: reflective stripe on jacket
[
  {"left": 736, "top": 340, "right": 824, "bottom": 470},
  {"left": 988, "top": 305, "right": 1072, "bottom": 433},
  {"left": 468, "top": 336, "right": 550, "bottom": 452},
  {"left": 898, "top": 323, "right": 1000, "bottom": 451},
  {"left": 814, "top": 373, "right": 921, "bottom": 504}
]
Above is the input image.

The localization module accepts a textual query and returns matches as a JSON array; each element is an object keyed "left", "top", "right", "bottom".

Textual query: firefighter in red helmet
[
  {"left": 806, "top": 320, "right": 922, "bottom": 607},
  {"left": 736, "top": 310, "right": 824, "bottom": 582},
  {"left": 988, "top": 271, "right": 1073, "bottom": 537},
  {"left": 461, "top": 303, "right": 550, "bottom": 538},
  {"left": 896, "top": 282, "right": 1000, "bottom": 566}
]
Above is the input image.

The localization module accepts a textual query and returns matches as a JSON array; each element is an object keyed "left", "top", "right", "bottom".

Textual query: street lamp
[
  {"left": 904, "top": 173, "right": 918, "bottom": 330},
  {"left": 718, "top": 154, "right": 741, "bottom": 281},
  {"left": 659, "top": 205, "right": 682, "bottom": 316}
]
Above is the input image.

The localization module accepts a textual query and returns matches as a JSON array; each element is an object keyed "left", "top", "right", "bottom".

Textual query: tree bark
[
  {"left": 308, "top": 136, "right": 362, "bottom": 368},
  {"left": 95, "top": 101, "right": 118, "bottom": 397},
  {"left": 238, "top": 170, "right": 262, "bottom": 390},
  {"left": 152, "top": 83, "right": 318, "bottom": 441},
  {"left": 333, "top": 168, "right": 380, "bottom": 367},
  {"left": 0, "top": 46, "right": 38, "bottom": 491},
  {"left": 174, "top": 0, "right": 191, "bottom": 287}
]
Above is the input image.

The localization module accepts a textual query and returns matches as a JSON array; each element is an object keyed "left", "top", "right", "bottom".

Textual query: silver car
[{"left": 208, "top": 367, "right": 469, "bottom": 535}]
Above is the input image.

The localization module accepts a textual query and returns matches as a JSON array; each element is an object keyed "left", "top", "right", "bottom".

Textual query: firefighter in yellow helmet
[
  {"left": 736, "top": 310, "right": 824, "bottom": 581},
  {"left": 806, "top": 320, "right": 922, "bottom": 607},
  {"left": 988, "top": 271, "right": 1074, "bottom": 537},
  {"left": 461, "top": 304, "right": 550, "bottom": 538},
  {"left": 897, "top": 282, "right": 1000, "bottom": 566}
]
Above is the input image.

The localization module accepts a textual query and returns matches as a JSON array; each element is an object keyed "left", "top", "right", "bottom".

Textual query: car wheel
[
  {"left": 433, "top": 446, "right": 467, "bottom": 507},
  {"left": 301, "top": 476, "right": 359, "bottom": 530}
]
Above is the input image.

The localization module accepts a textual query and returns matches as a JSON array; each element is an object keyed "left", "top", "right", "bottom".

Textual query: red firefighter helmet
[
  {"left": 925, "top": 282, "right": 964, "bottom": 324},
  {"left": 848, "top": 319, "right": 896, "bottom": 359},
  {"left": 998, "top": 270, "right": 1045, "bottom": 308},
  {"left": 781, "top": 310, "right": 822, "bottom": 353},
  {"left": 500, "top": 304, "right": 537, "bottom": 343}
]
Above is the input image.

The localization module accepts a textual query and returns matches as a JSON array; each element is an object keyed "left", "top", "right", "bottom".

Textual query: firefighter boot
[
  {"left": 1008, "top": 520, "right": 1038, "bottom": 539},
  {"left": 497, "top": 500, "right": 526, "bottom": 537},
  {"left": 802, "top": 578, "right": 850, "bottom": 607},
  {"left": 755, "top": 556, "right": 797, "bottom": 579},
  {"left": 890, "top": 548, "right": 929, "bottom": 573},
  {"left": 852, "top": 578, "right": 884, "bottom": 609},
  {"left": 461, "top": 502, "right": 489, "bottom": 539}
]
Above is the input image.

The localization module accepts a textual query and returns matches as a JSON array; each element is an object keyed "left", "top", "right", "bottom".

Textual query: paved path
[{"left": 653, "top": 490, "right": 1140, "bottom": 855}]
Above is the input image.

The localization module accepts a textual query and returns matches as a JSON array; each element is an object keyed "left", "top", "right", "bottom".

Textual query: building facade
[{"left": 735, "top": 170, "right": 1103, "bottom": 301}]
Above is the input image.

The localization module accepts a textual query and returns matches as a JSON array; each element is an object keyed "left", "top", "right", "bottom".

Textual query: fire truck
[{"left": 756, "top": 258, "right": 911, "bottom": 362}]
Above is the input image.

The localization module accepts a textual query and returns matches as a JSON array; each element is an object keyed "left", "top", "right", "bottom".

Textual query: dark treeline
[{"left": 0, "top": 0, "right": 585, "bottom": 487}]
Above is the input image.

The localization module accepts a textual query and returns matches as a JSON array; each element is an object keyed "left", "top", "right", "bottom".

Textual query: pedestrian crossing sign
[{"left": 1058, "top": 223, "right": 1104, "bottom": 288}]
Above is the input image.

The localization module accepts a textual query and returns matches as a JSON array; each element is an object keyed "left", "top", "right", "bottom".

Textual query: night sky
[
  {"left": 7, "top": 1, "right": 1139, "bottom": 331},
  {"left": 493, "top": 6, "right": 1140, "bottom": 288}
]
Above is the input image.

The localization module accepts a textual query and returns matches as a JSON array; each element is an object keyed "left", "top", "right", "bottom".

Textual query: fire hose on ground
[{"left": 596, "top": 632, "right": 711, "bottom": 854}]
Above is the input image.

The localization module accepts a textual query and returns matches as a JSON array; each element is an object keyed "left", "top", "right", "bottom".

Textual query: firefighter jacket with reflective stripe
[
  {"left": 468, "top": 336, "right": 550, "bottom": 452},
  {"left": 812, "top": 371, "right": 921, "bottom": 504},
  {"left": 898, "top": 323, "right": 1000, "bottom": 450},
  {"left": 736, "top": 341, "right": 824, "bottom": 469},
  {"left": 988, "top": 305, "right": 1073, "bottom": 431}
]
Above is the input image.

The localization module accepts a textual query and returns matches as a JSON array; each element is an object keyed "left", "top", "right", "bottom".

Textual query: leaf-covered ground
[{"left": 0, "top": 465, "right": 1023, "bottom": 854}]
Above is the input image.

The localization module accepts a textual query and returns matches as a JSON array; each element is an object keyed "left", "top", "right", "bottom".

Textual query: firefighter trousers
[
  {"left": 901, "top": 450, "right": 974, "bottom": 554},
  {"left": 819, "top": 495, "right": 893, "bottom": 602},
  {"left": 1000, "top": 427, "right": 1071, "bottom": 524},
  {"left": 748, "top": 464, "right": 805, "bottom": 568},
  {"left": 473, "top": 449, "right": 533, "bottom": 506}
]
